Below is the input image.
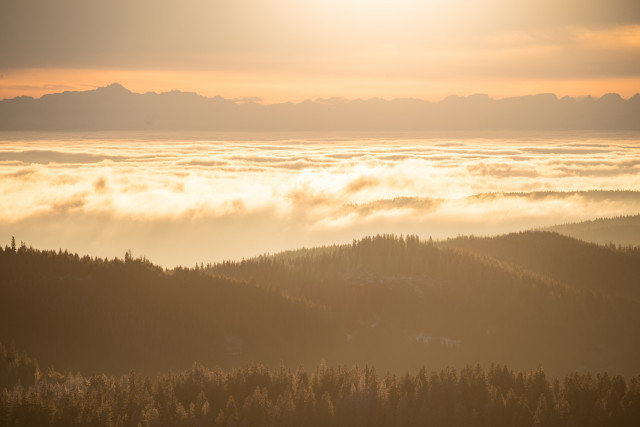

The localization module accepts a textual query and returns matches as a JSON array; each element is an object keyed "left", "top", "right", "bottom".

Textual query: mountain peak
[
  {"left": 600, "top": 92, "right": 623, "bottom": 102},
  {"left": 99, "top": 82, "right": 130, "bottom": 93}
]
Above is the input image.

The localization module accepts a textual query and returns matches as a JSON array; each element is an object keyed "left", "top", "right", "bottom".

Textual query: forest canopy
[
  {"left": 2, "top": 233, "right": 640, "bottom": 425},
  {"left": 2, "top": 346, "right": 640, "bottom": 427}
]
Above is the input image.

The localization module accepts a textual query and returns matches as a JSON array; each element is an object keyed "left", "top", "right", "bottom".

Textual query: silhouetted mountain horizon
[{"left": 1, "top": 83, "right": 639, "bottom": 131}]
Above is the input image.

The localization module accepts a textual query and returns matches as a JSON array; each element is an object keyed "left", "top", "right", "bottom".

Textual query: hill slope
[
  {"left": 442, "top": 231, "right": 640, "bottom": 300},
  {"left": 2, "top": 235, "right": 639, "bottom": 377},
  {"left": 209, "top": 235, "right": 640, "bottom": 376},
  {"left": 545, "top": 214, "right": 640, "bottom": 247},
  {"left": 0, "top": 246, "right": 339, "bottom": 375}
]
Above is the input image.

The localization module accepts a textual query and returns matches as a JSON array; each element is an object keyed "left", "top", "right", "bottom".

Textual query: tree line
[{"left": 2, "top": 349, "right": 639, "bottom": 427}]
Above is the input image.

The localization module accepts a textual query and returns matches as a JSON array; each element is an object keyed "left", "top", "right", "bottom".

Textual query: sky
[{"left": 1, "top": 0, "right": 640, "bottom": 102}]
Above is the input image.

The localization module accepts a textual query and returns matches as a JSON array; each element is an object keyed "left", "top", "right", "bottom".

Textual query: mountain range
[{"left": 1, "top": 83, "right": 639, "bottom": 131}]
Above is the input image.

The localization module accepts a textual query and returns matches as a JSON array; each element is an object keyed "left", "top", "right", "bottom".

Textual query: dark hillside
[
  {"left": 2, "top": 235, "right": 639, "bottom": 378},
  {"left": 442, "top": 231, "right": 640, "bottom": 300},
  {"left": 545, "top": 214, "right": 640, "bottom": 247},
  {"left": 209, "top": 235, "right": 640, "bottom": 376},
  {"left": 3, "top": 356, "right": 640, "bottom": 427},
  {"left": 0, "top": 245, "right": 339, "bottom": 375},
  {"left": 0, "top": 342, "right": 41, "bottom": 390}
]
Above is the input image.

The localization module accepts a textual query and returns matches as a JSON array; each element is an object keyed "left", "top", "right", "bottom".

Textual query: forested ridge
[
  {"left": 545, "top": 214, "right": 640, "bottom": 248},
  {"left": 2, "top": 344, "right": 640, "bottom": 427},
  {"left": 442, "top": 231, "right": 640, "bottom": 300},
  {"left": 2, "top": 234, "right": 640, "bottom": 378},
  {"left": 208, "top": 234, "right": 640, "bottom": 376},
  {"left": 2, "top": 234, "right": 640, "bottom": 425},
  {"left": 0, "top": 243, "right": 340, "bottom": 375}
]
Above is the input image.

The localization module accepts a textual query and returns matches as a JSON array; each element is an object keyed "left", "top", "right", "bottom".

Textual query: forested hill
[
  {"left": 442, "top": 231, "right": 640, "bottom": 300},
  {"left": 0, "top": 342, "right": 41, "bottom": 390},
  {"left": 208, "top": 234, "right": 640, "bottom": 376},
  {"left": 2, "top": 235, "right": 640, "bottom": 379},
  {"left": 0, "top": 245, "right": 339, "bottom": 375},
  {"left": 545, "top": 214, "right": 640, "bottom": 248}
]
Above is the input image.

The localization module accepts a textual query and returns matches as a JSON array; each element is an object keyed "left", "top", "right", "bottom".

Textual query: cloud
[
  {"left": 9, "top": 188, "right": 640, "bottom": 267},
  {"left": 179, "top": 160, "right": 229, "bottom": 167},
  {"left": 341, "top": 197, "right": 443, "bottom": 220},
  {"left": 466, "top": 163, "right": 539, "bottom": 178},
  {"left": 1, "top": 135, "right": 638, "bottom": 224},
  {"left": 1, "top": 134, "right": 640, "bottom": 266},
  {"left": 520, "top": 147, "right": 612, "bottom": 155},
  {"left": 0, "top": 150, "right": 122, "bottom": 164},
  {"left": 1, "top": 166, "right": 39, "bottom": 180},
  {"left": 50, "top": 195, "right": 87, "bottom": 214},
  {"left": 345, "top": 176, "right": 381, "bottom": 194},
  {"left": 93, "top": 177, "right": 108, "bottom": 192}
]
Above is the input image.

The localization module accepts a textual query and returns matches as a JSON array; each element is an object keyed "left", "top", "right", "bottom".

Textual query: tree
[{"left": 317, "top": 392, "right": 335, "bottom": 426}]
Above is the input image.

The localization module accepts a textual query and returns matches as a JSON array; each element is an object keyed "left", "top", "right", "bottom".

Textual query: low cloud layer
[{"left": 1, "top": 132, "right": 640, "bottom": 265}]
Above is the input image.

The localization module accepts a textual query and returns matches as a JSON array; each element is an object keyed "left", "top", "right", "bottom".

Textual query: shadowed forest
[
  {"left": 3, "top": 233, "right": 640, "bottom": 376},
  {"left": 1, "top": 232, "right": 640, "bottom": 425},
  {"left": 2, "top": 343, "right": 640, "bottom": 427},
  {"left": 544, "top": 214, "right": 640, "bottom": 248}
]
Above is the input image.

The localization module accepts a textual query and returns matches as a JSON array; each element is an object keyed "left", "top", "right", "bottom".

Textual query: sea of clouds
[{"left": 2, "top": 131, "right": 640, "bottom": 266}]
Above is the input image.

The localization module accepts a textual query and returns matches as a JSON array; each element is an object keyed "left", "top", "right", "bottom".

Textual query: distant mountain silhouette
[{"left": 1, "top": 83, "right": 639, "bottom": 131}]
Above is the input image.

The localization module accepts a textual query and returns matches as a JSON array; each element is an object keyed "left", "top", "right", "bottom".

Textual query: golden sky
[{"left": 1, "top": 0, "right": 639, "bottom": 101}]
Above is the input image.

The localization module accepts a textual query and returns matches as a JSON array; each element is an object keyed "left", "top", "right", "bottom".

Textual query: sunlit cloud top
[
  {"left": 2, "top": 132, "right": 640, "bottom": 265},
  {"left": 2, "top": 132, "right": 640, "bottom": 223}
]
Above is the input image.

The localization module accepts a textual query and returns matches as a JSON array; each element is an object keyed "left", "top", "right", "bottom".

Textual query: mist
[{"left": 2, "top": 131, "right": 639, "bottom": 266}]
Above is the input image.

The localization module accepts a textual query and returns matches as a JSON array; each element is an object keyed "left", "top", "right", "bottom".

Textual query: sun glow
[
  {"left": 1, "top": 1, "right": 639, "bottom": 102},
  {"left": 327, "top": 0, "right": 428, "bottom": 16}
]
